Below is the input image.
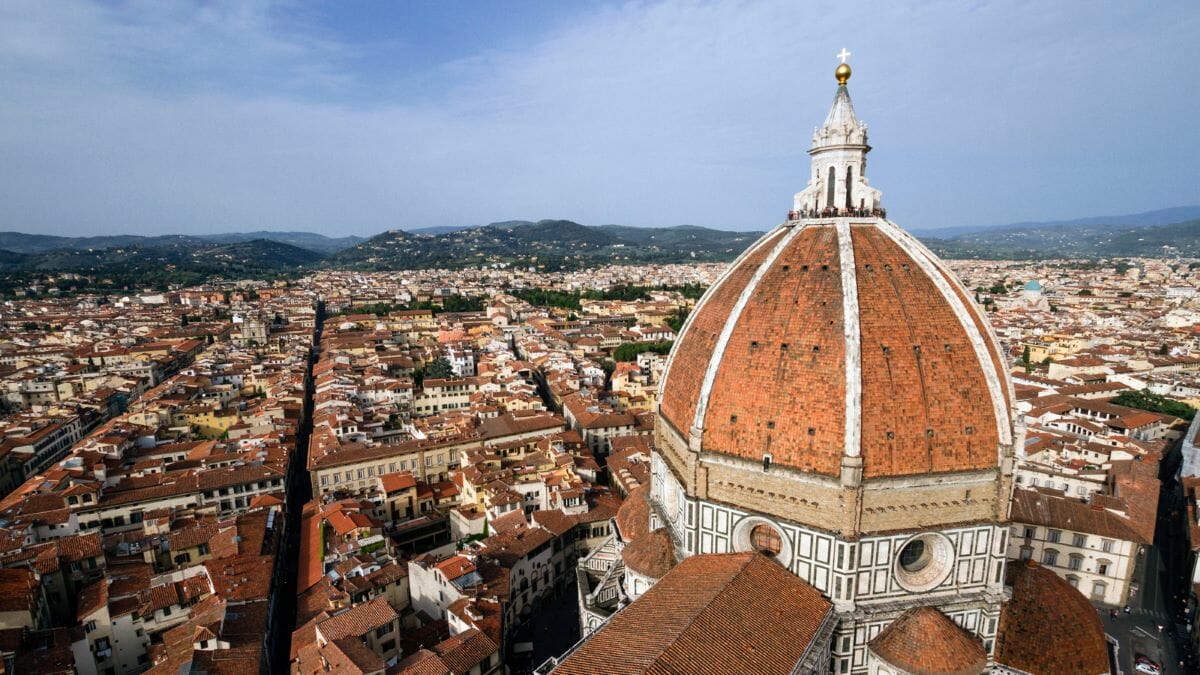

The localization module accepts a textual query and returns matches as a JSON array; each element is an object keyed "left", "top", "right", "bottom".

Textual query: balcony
[{"left": 788, "top": 206, "right": 887, "bottom": 221}]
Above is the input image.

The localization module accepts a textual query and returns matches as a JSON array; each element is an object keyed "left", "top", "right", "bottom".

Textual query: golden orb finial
[
  {"left": 835, "top": 62, "right": 851, "bottom": 85},
  {"left": 835, "top": 48, "right": 852, "bottom": 85}
]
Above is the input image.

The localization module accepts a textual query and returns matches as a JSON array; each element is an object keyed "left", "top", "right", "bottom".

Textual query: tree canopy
[{"left": 1112, "top": 390, "right": 1196, "bottom": 421}]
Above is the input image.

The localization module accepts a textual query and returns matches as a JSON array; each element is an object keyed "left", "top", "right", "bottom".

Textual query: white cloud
[{"left": 0, "top": 0, "right": 1197, "bottom": 236}]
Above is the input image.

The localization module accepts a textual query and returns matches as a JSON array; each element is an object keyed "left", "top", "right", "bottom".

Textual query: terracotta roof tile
[
  {"left": 996, "top": 560, "right": 1108, "bottom": 674},
  {"left": 868, "top": 606, "right": 986, "bottom": 675},
  {"left": 658, "top": 220, "right": 1010, "bottom": 479},
  {"left": 555, "top": 552, "right": 832, "bottom": 675},
  {"left": 620, "top": 527, "right": 676, "bottom": 579}
]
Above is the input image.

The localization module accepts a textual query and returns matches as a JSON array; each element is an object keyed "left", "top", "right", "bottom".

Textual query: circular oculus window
[
  {"left": 750, "top": 524, "right": 783, "bottom": 557},
  {"left": 893, "top": 533, "right": 954, "bottom": 592}
]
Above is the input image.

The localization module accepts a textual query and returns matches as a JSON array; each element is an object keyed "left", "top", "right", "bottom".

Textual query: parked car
[{"left": 1134, "top": 654, "right": 1162, "bottom": 675}]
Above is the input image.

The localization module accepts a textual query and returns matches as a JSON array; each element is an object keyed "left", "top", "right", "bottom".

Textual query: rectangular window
[
  {"left": 1023, "top": 526, "right": 1035, "bottom": 539},
  {"left": 1101, "top": 539, "right": 1113, "bottom": 553},
  {"left": 1042, "top": 550, "right": 1058, "bottom": 566},
  {"left": 1072, "top": 534, "right": 1086, "bottom": 548},
  {"left": 1046, "top": 529, "right": 1061, "bottom": 543}
]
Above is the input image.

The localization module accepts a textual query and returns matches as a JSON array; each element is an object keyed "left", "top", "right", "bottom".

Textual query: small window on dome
[
  {"left": 750, "top": 524, "right": 782, "bottom": 557},
  {"left": 766, "top": 421, "right": 775, "bottom": 429}
]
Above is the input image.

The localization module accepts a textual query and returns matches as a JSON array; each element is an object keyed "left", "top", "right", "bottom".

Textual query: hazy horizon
[{"left": 2, "top": 1, "right": 1198, "bottom": 237}]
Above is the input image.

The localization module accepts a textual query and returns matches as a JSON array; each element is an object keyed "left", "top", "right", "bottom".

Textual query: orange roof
[
  {"left": 380, "top": 470, "right": 417, "bottom": 493},
  {"left": 433, "top": 556, "right": 476, "bottom": 581},
  {"left": 297, "top": 506, "right": 324, "bottom": 593},
  {"left": 659, "top": 221, "right": 1011, "bottom": 479},
  {"left": 997, "top": 560, "right": 1108, "bottom": 674},
  {"left": 555, "top": 552, "right": 831, "bottom": 675},
  {"left": 869, "top": 606, "right": 986, "bottom": 674}
]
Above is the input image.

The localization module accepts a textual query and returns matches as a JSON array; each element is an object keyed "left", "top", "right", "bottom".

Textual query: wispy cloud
[{"left": 0, "top": 0, "right": 1197, "bottom": 236}]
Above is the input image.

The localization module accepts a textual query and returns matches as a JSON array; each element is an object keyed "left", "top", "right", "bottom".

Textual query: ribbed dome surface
[{"left": 659, "top": 218, "right": 1013, "bottom": 479}]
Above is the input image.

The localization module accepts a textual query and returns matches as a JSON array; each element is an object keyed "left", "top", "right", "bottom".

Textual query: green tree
[
  {"left": 425, "top": 357, "right": 455, "bottom": 380},
  {"left": 612, "top": 340, "right": 674, "bottom": 362},
  {"left": 1111, "top": 390, "right": 1196, "bottom": 421},
  {"left": 666, "top": 307, "right": 690, "bottom": 333},
  {"left": 1020, "top": 345, "right": 1031, "bottom": 364}
]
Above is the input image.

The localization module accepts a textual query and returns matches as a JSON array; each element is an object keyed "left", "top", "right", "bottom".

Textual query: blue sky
[{"left": 1, "top": 0, "right": 1197, "bottom": 237}]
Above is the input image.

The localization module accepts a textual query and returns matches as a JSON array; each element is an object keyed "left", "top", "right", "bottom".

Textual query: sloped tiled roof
[{"left": 555, "top": 552, "right": 831, "bottom": 675}]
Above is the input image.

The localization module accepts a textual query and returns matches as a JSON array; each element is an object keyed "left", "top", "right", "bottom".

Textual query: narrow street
[
  {"left": 1102, "top": 443, "right": 1194, "bottom": 674},
  {"left": 266, "top": 299, "right": 324, "bottom": 671}
]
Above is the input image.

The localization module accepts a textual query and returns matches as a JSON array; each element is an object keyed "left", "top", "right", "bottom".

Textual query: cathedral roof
[
  {"left": 868, "top": 606, "right": 987, "bottom": 675},
  {"left": 995, "top": 560, "right": 1109, "bottom": 675},
  {"left": 658, "top": 217, "right": 1013, "bottom": 478},
  {"left": 614, "top": 484, "right": 650, "bottom": 542},
  {"left": 553, "top": 552, "right": 832, "bottom": 675},
  {"left": 619, "top": 527, "right": 676, "bottom": 579}
]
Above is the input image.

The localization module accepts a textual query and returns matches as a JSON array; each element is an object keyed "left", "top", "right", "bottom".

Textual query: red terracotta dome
[
  {"left": 869, "top": 606, "right": 987, "bottom": 675},
  {"left": 658, "top": 218, "right": 1013, "bottom": 479},
  {"left": 996, "top": 560, "right": 1110, "bottom": 674},
  {"left": 620, "top": 527, "right": 677, "bottom": 579},
  {"left": 615, "top": 484, "right": 651, "bottom": 542}
]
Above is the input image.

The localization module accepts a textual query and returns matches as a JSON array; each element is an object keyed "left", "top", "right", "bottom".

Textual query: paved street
[
  {"left": 509, "top": 584, "right": 582, "bottom": 674},
  {"left": 1101, "top": 445, "right": 1195, "bottom": 674}
]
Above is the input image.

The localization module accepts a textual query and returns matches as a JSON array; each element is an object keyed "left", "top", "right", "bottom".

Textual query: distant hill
[
  {"left": 0, "top": 239, "right": 325, "bottom": 290},
  {"left": 917, "top": 217, "right": 1200, "bottom": 259},
  {"left": 197, "top": 231, "right": 364, "bottom": 254},
  {"left": 910, "top": 206, "right": 1200, "bottom": 238},
  {"left": 0, "top": 230, "right": 362, "bottom": 255},
  {"left": 329, "top": 220, "right": 762, "bottom": 270},
  {"left": 6, "top": 206, "right": 1200, "bottom": 287}
]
